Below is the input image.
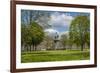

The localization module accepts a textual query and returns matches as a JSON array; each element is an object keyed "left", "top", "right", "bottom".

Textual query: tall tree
[
  {"left": 69, "top": 16, "right": 90, "bottom": 51},
  {"left": 29, "top": 21, "right": 44, "bottom": 50},
  {"left": 21, "top": 10, "right": 51, "bottom": 28},
  {"left": 21, "top": 24, "right": 32, "bottom": 51}
]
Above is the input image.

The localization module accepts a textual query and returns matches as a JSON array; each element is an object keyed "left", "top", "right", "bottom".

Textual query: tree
[
  {"left": 21, "top": 21, "right": 44, "bottom": 51},
  {"left": 60, "top": 34, "right": 68, "bottom": 50},
  {"left": 29, "top": 21, "right": 44, "bottom": 50},
  {"left": 44, "top": 36, "right": 53, "bottom": 50},
  {"left": 69, "top": 16, "right": 90, "bottom": 51},
  {"left": 21, "top": 10, "right": 49, "bottom": 51},
  {"left": 21, "top": 10, "right": 51, "bottom": 29},
  {"left": 21, "top": 24, "right": 32, "bottom": 51}
]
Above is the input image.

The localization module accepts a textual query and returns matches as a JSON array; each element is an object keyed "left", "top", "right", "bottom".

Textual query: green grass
[{"left": 21, "top": 49, "right": 90, "bottom": 63}]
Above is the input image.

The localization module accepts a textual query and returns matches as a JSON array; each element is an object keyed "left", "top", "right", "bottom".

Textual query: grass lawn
[{"left": 21, "top": 49, "right": 90, "bottom": 63}]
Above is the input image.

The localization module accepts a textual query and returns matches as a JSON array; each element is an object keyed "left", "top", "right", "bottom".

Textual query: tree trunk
[
  {"left": 81, "top": 42, "right": 84, "bottom": 51},
  {"left": 35, "top": 45, "right": 37, "bottom": 51},
  {"left": 27, "top": 45, "right": 28, "bottom": 51},
  {"left": 63, "top": 45, "right": 66, "bottom": 50},
  {"left": 30, "top": 45, "right": 31, "bottom": 51},
  {"left": 33, "top": 44, "right": 37, "bottom": 51},
  {"left": 33, "top": 44, "right": 35, "bottom": 51},
  {"left": 69, "top": 44, "right": 72, "bottom": 50}
]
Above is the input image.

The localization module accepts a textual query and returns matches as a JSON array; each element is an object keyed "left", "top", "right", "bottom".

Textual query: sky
[
  {"left": 49, "top": 12, "right": 73, "bottom": 33},
  {"left": 21, "top": 10, "right": 90, "bottom": 34}
]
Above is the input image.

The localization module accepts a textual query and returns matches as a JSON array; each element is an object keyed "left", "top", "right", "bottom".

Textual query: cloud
[
  {"left": 49, "top": 12, "right": 73, "bottom": 32},
  {"left": 44, "top": 28, "right": 60, "bottom": 39}
]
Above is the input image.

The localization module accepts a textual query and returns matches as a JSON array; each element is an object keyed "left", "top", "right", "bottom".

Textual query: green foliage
[
  {"left": 21, "top": 21, "right": 44, "bottom": 51},
  {"left": 21, "top": 24, "right": 32, "bottom": 46},
  {"left": 29, "top": 21, "right": 44, "bottom": 47},
  {"left": 69, "top": 16, "right": 90, "bottom": 51}
]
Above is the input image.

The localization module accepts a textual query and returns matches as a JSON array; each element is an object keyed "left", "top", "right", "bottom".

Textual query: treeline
[
  {"left": 21, "top": 21, "right": 44, "bottom": 51},
  {"left": 21, "top": 10, "right": 90, "bottom": 51}
]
